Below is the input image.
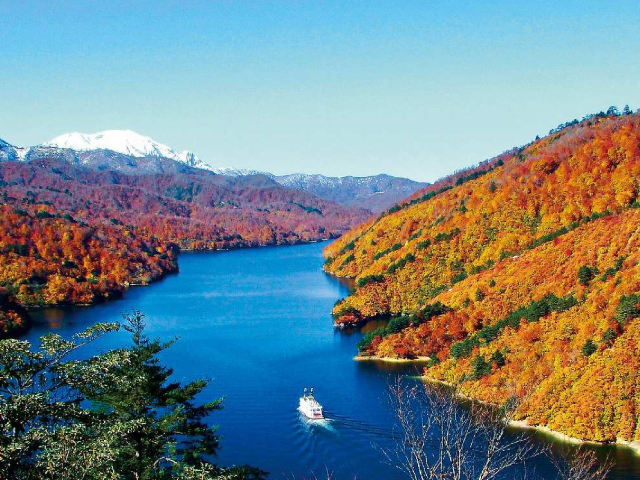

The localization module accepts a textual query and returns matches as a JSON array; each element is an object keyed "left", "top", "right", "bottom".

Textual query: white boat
[{"left": 299, "top": 387, "right": 324, "bottom": 419}]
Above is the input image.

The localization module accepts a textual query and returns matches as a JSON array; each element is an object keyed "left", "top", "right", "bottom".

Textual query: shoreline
[
  {"left": 354, "top": 354, "right": 431, "bottom": 363},
  {"left": 507, "top": 419, "right": 640, "bottom": 455},
  {"left": 418, "top": 374, "right": 640, "bottom": 456},
  {"left": 180, "top": 236, "right": 336, "bottom": 253}
]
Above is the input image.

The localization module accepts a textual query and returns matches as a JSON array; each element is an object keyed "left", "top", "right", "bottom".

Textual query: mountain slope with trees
[
  {"left": 0, "top": 149, "right": 368, "bottom": 337},
  {"left": 324, "top": 107, "right": 640, "bottom": 445}
]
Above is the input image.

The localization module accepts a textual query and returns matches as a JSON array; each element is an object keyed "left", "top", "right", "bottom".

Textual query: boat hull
[{"left": 299, "top": 397, "right": 324, "bottom": 419}]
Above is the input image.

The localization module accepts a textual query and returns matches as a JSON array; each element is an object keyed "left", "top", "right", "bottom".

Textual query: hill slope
[
  {"left": 0, "top": 155, "right": 368, "bottom": 249},
  {"left": 0, "top": 146, "right": 369, "bottom": 336},
  {"left": 324, "top": 110, "right": 640, "bottom": 445}
]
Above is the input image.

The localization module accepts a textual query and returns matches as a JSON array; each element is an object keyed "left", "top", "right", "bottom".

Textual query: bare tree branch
[
  {"left": 382, "top": 378, "right": 544, "bottom": 480},
  {"left": 551, "top": 447, "right": 612, "bottom": 480}
]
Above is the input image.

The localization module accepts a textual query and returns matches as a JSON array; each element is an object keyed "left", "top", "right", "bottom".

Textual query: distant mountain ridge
[
  {"left": 272, "top": 173, "right": 428, "bottom": 213},
  {"left": 0, "top": 129, "right": 256, "bottom": 176},
  {"left": 2, "top": 130, "right": 426, "bottom": 212},
  {"left": 0, "top": 132, "right": 373, "bottom": 250},
  {"left": 0, "top": 133, "right": 372, "bottom": 336}
]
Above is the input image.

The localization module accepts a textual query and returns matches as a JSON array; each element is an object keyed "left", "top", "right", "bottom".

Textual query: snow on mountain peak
[
  {"left": 44, "top": 129, "right": 213, "bottom": 170},
  {"left": 212, "top": 166, "right": 263, "bottom": 176}
]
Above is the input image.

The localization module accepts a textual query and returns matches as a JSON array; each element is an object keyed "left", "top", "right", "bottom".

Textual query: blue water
[{"left": 21, "top": 242, "right": 640, "bottom": 479}]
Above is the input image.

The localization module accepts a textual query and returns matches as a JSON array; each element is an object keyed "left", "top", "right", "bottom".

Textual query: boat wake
[
  {"left": 297, "top": 408, "right": 336, "bottom": 432},
  {"left": 299, "top": 408, "right": 397, "bottom": 439}
]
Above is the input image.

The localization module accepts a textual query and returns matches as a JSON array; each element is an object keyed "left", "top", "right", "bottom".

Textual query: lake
[{"left": 21, "top": 242, "right": 640, "bottom": 479}]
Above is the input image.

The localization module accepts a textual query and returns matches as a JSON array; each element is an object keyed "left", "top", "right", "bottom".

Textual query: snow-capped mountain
[
  {"left": 213, "top": 166, "right": 263, "bottom": 176},
  {"left": 2, "top": 130, "right": 426, "bottom": 212},
  {"left": 45, "top": 130, "right": 214, "bottom": 171},
  {"left": 42, "top": 129, "right": 270, "bottom": 176},
  {"left": 0, "top": 137, "right": 30, "bottom": 161},
  {"left": 2, "top": 129, "right": 265, "bottom": 176}
]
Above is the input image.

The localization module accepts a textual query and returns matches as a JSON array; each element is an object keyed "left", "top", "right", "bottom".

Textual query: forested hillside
[
  {"left": 0, "top": 155, "right": 368, "bottom": 336},
  {"left": 324, "top": 108, "right": 640, "bottom": 445},
  {"left": 0, "top": 200, "right": 180, "bottom": 336},
  {"left": 0, "top": 157, "right": 368, "bottom": 249}
]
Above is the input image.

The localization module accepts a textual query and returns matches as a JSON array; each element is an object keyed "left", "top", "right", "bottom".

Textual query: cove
[{"left": 20, "top": 242, "right": 640, "bottom": 479}]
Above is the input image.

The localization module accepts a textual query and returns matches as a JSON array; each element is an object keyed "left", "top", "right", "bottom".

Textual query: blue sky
[{"left": 1, "top": 0, "right": 639, "bottom": 181}]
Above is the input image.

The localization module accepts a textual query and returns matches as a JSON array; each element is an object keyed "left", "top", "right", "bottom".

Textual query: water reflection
[{"left": 36, "top": 307, "right": 67, "bottom": 329}]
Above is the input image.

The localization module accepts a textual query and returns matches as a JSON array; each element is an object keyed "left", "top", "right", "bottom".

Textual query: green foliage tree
[
  {"left": 600, "top": 256, "right": 626, "bottom": 281},
  {"left": 490, "top": 350, "right": 506, "bottom": 367},
  {"left": 602, "top": 328, "right": 617, "bottom": 345},
  {"left": 450, "top": 294, "right": 578, "bottom": 360},
  {"left": 0, "top": 322, "right": 121, "bottom": 479},
  {"left": 83, "top": 311, "right": 225, "bottom": 477},
  {"left": 578, "top": 265, "right": 596, "bottom": 286},
  {"left": 416, "top": 240, "right": 431, "bottom": 250},
  {"left": 615, "top": 294, "right": 640, "bottom": 326},
  {"left": 340, "top": 253, "right": 355, "bottom": 267},
  {"left": 357, "top": 302, "right": 450, "bottom": 351},
  {"left": 35, "top": 211, "right": 54, "bottom": 219},
  {"left": 606, "top": 106, "right": 620, "bottom": 116},
  {"left": 581, "top": 339, "right": 597, "bottom": 357},
  {"left": 471, "top": 354, "right": 491, "bottom": 380},
  {"left": 0, "top": 312, "right": 265, "bottom": 480},
  {"left": 356, "top": 274, "right": 385, "bottom": 288}
]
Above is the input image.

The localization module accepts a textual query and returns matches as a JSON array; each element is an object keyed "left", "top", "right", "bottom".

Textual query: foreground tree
[
  {"left": 0, "top": 311, "right": 265, "bottom": 480},
  {"left": 384, "top": 380, "right": 539, "bottom": 480},
  {"left": 384, "top": 380, "right": 611, "bottom": 480},
  {"left": 552, "top": 448, "right": 612, "bottom": 480}
]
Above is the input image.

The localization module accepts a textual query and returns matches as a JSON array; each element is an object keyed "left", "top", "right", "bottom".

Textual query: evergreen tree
[
  {"left": 0, "top": 322, "right": 121, "bottom": 479},
  {"left": 615, "top": 294, "right": 640, "bottom": 326},
  {"left": 602, "top": 328, "right": 617, "bottom": 345},
  {"left": 606, "top": 106, "right": 620, "bottom": 116},
  {"left": 581, "top": 339, "right": 597, "bottom": 357},
  {"left": 0, "top": 313, "right": 265, "bottom": 480},
  {"left": 82, "top": 311, "right": 224, "bottom": 478},
  {"left": 490, "top": 350, "right": 506, "bottom": 367},
  {"left": 578, "top": 265, "right": 595, "bottom": 286},
  {"left": 471, "top": 354, "right": 491, "bottom": 379}
]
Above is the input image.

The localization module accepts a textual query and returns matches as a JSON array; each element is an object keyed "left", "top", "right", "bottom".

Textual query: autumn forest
[
  {"left": 325, "top": 108, "right": 640, "bottom": 446},
  {"left": 3, "top": 106, "right": 640, "bottom": 458},
  {"left": 0, "top": 156, "right": 368, "bottom": 336}
]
